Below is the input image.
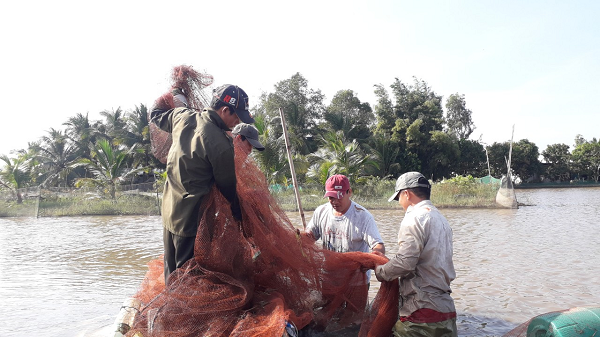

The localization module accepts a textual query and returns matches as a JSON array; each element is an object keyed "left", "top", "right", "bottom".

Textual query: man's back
[
  {"left": 397, "top": 200, "right": 455, "bottom": 315},
  {"left": 156, "top": 107, "right": 236, "bottom": 237}
]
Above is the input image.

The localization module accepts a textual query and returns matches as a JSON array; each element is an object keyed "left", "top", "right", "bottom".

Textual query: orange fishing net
[
  {"left": 134, "top": 66, "right": 398, "bottom": 336},
  {"left": 127, "top": 145, "right": 399, "bottom": 337}
]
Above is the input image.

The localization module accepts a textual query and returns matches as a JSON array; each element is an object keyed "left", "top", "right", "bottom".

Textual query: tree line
[{"left": 1, "top": 73, "right": 599, "bottom": 202}]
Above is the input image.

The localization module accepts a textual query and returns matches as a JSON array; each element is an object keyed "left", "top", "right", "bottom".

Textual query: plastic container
[{"left": 526, "top": 307, "right": 600, "bottom": 337}]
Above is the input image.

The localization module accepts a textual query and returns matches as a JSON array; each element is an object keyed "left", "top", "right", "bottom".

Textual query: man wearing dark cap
[
  {"left": 151, "top": 84, "right": 254, "bottom": 283},
  {"left": 375, "top": 172, "right": 457, "bottom": 337}
]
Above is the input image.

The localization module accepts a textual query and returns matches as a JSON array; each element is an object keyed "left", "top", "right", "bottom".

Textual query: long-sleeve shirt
[
  {"left": 151, "top": 106, "right": 241, "bottom": 237},
  {"left": 375, "top": 200, "right": 456, "bottom": 317}
]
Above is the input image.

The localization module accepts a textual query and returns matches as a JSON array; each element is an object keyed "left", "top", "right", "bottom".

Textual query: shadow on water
[
  {"left": 295, "top": 313, "right": 517, "bottom": 337},
  {"left": 457, "top": 312, "right": 519, "bottom": 337}
]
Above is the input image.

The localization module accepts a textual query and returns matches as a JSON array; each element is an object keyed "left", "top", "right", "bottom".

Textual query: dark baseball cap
[
  {"left": 388, "top": 172, "right": 431, "bottom": 202},
  {"left": 213, "top": 84, "right": 255, "bottom": 124},
  {"left": 231, "top": 123, "right": 265, "bottom": 151}
]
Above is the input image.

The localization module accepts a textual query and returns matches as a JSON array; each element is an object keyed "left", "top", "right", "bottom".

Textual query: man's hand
[
  {"left": 171, "top": 87, "right": 188, "bottom": 108},
  {"left": 372, "top": 251, "right": 386, "bottom": 258}
]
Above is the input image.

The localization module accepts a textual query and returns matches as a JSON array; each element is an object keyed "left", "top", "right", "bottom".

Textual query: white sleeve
[{"left": 305, "top": 206, "right": 323, "bottom": 240}]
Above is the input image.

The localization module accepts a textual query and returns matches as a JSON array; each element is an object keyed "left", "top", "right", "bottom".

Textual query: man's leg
[
  {"left": 163, "top": 228, "right": 195, "bottom": 283},
  {"left": 163, "top": 227, "right": 176, "bottom": 283}
]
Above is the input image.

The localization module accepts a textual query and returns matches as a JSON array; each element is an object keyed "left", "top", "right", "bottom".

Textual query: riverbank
[
  {"left": 515, "top": 182, "right": 600, "bottom": 189},
  {"left": 0, "top": 180, "right": 501, "bottom": 217}
]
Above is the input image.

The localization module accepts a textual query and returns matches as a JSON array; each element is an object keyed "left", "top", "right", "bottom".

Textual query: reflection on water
[{"left": 1, "top": 187, "right": 599, "bottom": 337}]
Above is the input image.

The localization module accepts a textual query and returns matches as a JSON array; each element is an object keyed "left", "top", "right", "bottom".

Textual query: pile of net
[{"left": 129, "top": 66, "right": 399, "bottom": 337}]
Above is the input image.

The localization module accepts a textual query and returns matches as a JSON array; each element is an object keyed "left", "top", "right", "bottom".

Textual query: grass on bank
[
  {"left": 0, "top": 176, "right": 500, "bottom": 217},
  {"left": 0, "top": 194, "right": 161, "bottom": 217},
  {"left": 273, "top": 176, "right": 499, "bottom": 212}
]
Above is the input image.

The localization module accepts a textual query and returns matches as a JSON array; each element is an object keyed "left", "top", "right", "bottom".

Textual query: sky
[{"left": 1, "top": 0, "right": 599, "bottom": 158}]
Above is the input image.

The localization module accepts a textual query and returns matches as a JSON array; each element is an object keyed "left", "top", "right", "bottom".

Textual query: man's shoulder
[
  {"left": 351, "top": 201, "right": 369, "bottom": 212},
  {"left": 313, "top": 203, "right": 331, "bottom": 214},
  {"left": 349, "top": 201, "right": 374, "bottom": 218}
]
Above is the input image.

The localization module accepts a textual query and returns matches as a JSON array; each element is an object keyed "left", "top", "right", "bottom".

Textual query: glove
[{"left": 171, "top": 87, "right": 188, "bottom": 108}]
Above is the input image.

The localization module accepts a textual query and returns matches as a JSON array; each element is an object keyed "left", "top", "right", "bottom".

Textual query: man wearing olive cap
[
  {"left": 231, "top": 123, "right": 265, "bottom": 155},
  {"left": 151, "top": 84, "right": 254, "bottom": 283},
  {"left": 375, "top": 172, "right": 457, "bottom": 337}
]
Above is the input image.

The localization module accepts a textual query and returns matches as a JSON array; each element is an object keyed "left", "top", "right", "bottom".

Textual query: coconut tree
[
  {"left": 365, "top": 133, "right": 401, "bottom": 178},
  {"left": 125, "top": 103, "right": 161, "bottom": 171},
  {"left": 64, "top": 112, "right": 99, "bottom": 160},
  {"left": 251, "top": 114, "right": 290, "bottom": 185},
  {"left": 0, "top": 153, "right": 32, "bottom": 203},
  {"left": 99, "top": 107, "right": 128, "bottom": 144},
  {"left": 32, "top": 128, "right": 80, "bottom": 187},
  {"left": 307, "top": 131, "right": 378, "bottom": 185},
  {"left": 74, "top": 139, "right": 144, "bottom": 199}
]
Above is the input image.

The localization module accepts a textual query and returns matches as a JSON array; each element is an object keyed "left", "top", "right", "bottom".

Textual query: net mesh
[
  {"left": 127, "top": 140, "right": 399, "bottom": 336},
  {"left": 149, "top": 65, "right": 214, "bottom": 164}
]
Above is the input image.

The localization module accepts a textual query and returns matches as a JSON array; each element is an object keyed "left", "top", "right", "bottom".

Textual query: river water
[{"left": 1, "top": 187, "right": 599, "bottom": 337}]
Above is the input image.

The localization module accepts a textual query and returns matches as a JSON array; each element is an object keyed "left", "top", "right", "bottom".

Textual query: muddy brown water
[{"left": 1, "top": 187, "right": 599, "bottom": 336}]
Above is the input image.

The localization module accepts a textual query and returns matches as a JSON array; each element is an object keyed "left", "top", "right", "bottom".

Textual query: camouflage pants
[{"left": 392, "top": 318, "right": 458, "bottom": 337}]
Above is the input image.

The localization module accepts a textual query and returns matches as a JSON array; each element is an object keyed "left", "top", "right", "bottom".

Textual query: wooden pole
[{"left": 278, "top": 107, "right": 306, "bottom": 229}]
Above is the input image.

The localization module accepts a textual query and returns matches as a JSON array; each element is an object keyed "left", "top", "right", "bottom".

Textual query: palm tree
[
  {"left": 125, "top": 104, "right": 157, "bottom": 169},
  {"left": 366, "top": 134, "right": 401, "bottom": 178},
  {"left": 307, "top": 131, "right": 378, "bottom": 185},
  {"left": 252, "top": 117, "right": 289, "bottom": 185},
  {"left": 323, "top": 89, "right": 374, "bottom": 144},
  {"left": 99, "top": 107, "right": 128, "bottom": 144},
  {"left": 0, "top": 153, "right": 32, "bottom": 203},
  {"left": 32, "top": 128, "right": 80, "bottom": 187},
  {"left": 74, "top": 139, "right": 143, "bottom": 199},
  {"left": 64, "top": 112, "right": 98, "bottom": 160}
]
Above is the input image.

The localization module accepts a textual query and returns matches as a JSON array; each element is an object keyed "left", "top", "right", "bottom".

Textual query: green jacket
[{"left": 152, "top": 106, "right": 241, "bottom": 237}]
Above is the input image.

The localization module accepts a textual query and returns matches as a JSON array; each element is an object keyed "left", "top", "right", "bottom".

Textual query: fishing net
[
  {"left": 127, "top": 137, "right": 399, "bottom": 336},
  {"left": 495, "top": 173, "right": 518, "bottom": 208},
  {"left": 148, "top": 65, "right": 214, "bottom": 164}
]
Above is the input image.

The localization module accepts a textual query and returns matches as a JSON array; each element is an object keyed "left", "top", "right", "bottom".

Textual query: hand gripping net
[{"left": 149, "top": 65, "right": 214, "bottom": 164}]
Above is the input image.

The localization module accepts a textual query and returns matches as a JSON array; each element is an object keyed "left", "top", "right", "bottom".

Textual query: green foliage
[
  {"left": 0, "top": 153, "right": 32, "bottom": 203},
  {"left": 32, "top": 128, "right": 80, "bottom": 188},
  {"left": 323, "top": 89, "right": 373, "bottom": 143},
  {"left": 542, "top": 143, "right": 572, "bottom": 181},
  {"left": 433, "top": 175, "right": 498, "bottom": 207},
  {"left": 445, "top": 93, "right": 475, "bottom": 139},
  {"left": 486, "top": 139, "right": 543, "bottom": 182},
  {"left": 307, "top": 131, "right": 378, "bottom": 185},
  {"left": 273, "top": 175, "right": 498, "bottom": 212},
  {"left": 261, "top": 73, "right": 325, "bottom": 155},
  {"left": 456, "top": 139, "right": 487, "bottom": 177},
  {"left": 427, "top": 131, "right": 460, "bottom": 180},
  {"left": 37, "top": 194, "right": 159, "bottom": 217},
  {"left": 571, "top": 137, "right": 600, "bottom": 182},
  {"left": 74, "top": 139, "right": 144, "bottom": 199},
  {"left": 0, "top": 71, "right": 593, "bottom": 192}
]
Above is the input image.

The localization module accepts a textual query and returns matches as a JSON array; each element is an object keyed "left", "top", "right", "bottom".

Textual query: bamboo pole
[{"left": 278, "top": 107, "right": 306, "bottom": 229}]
